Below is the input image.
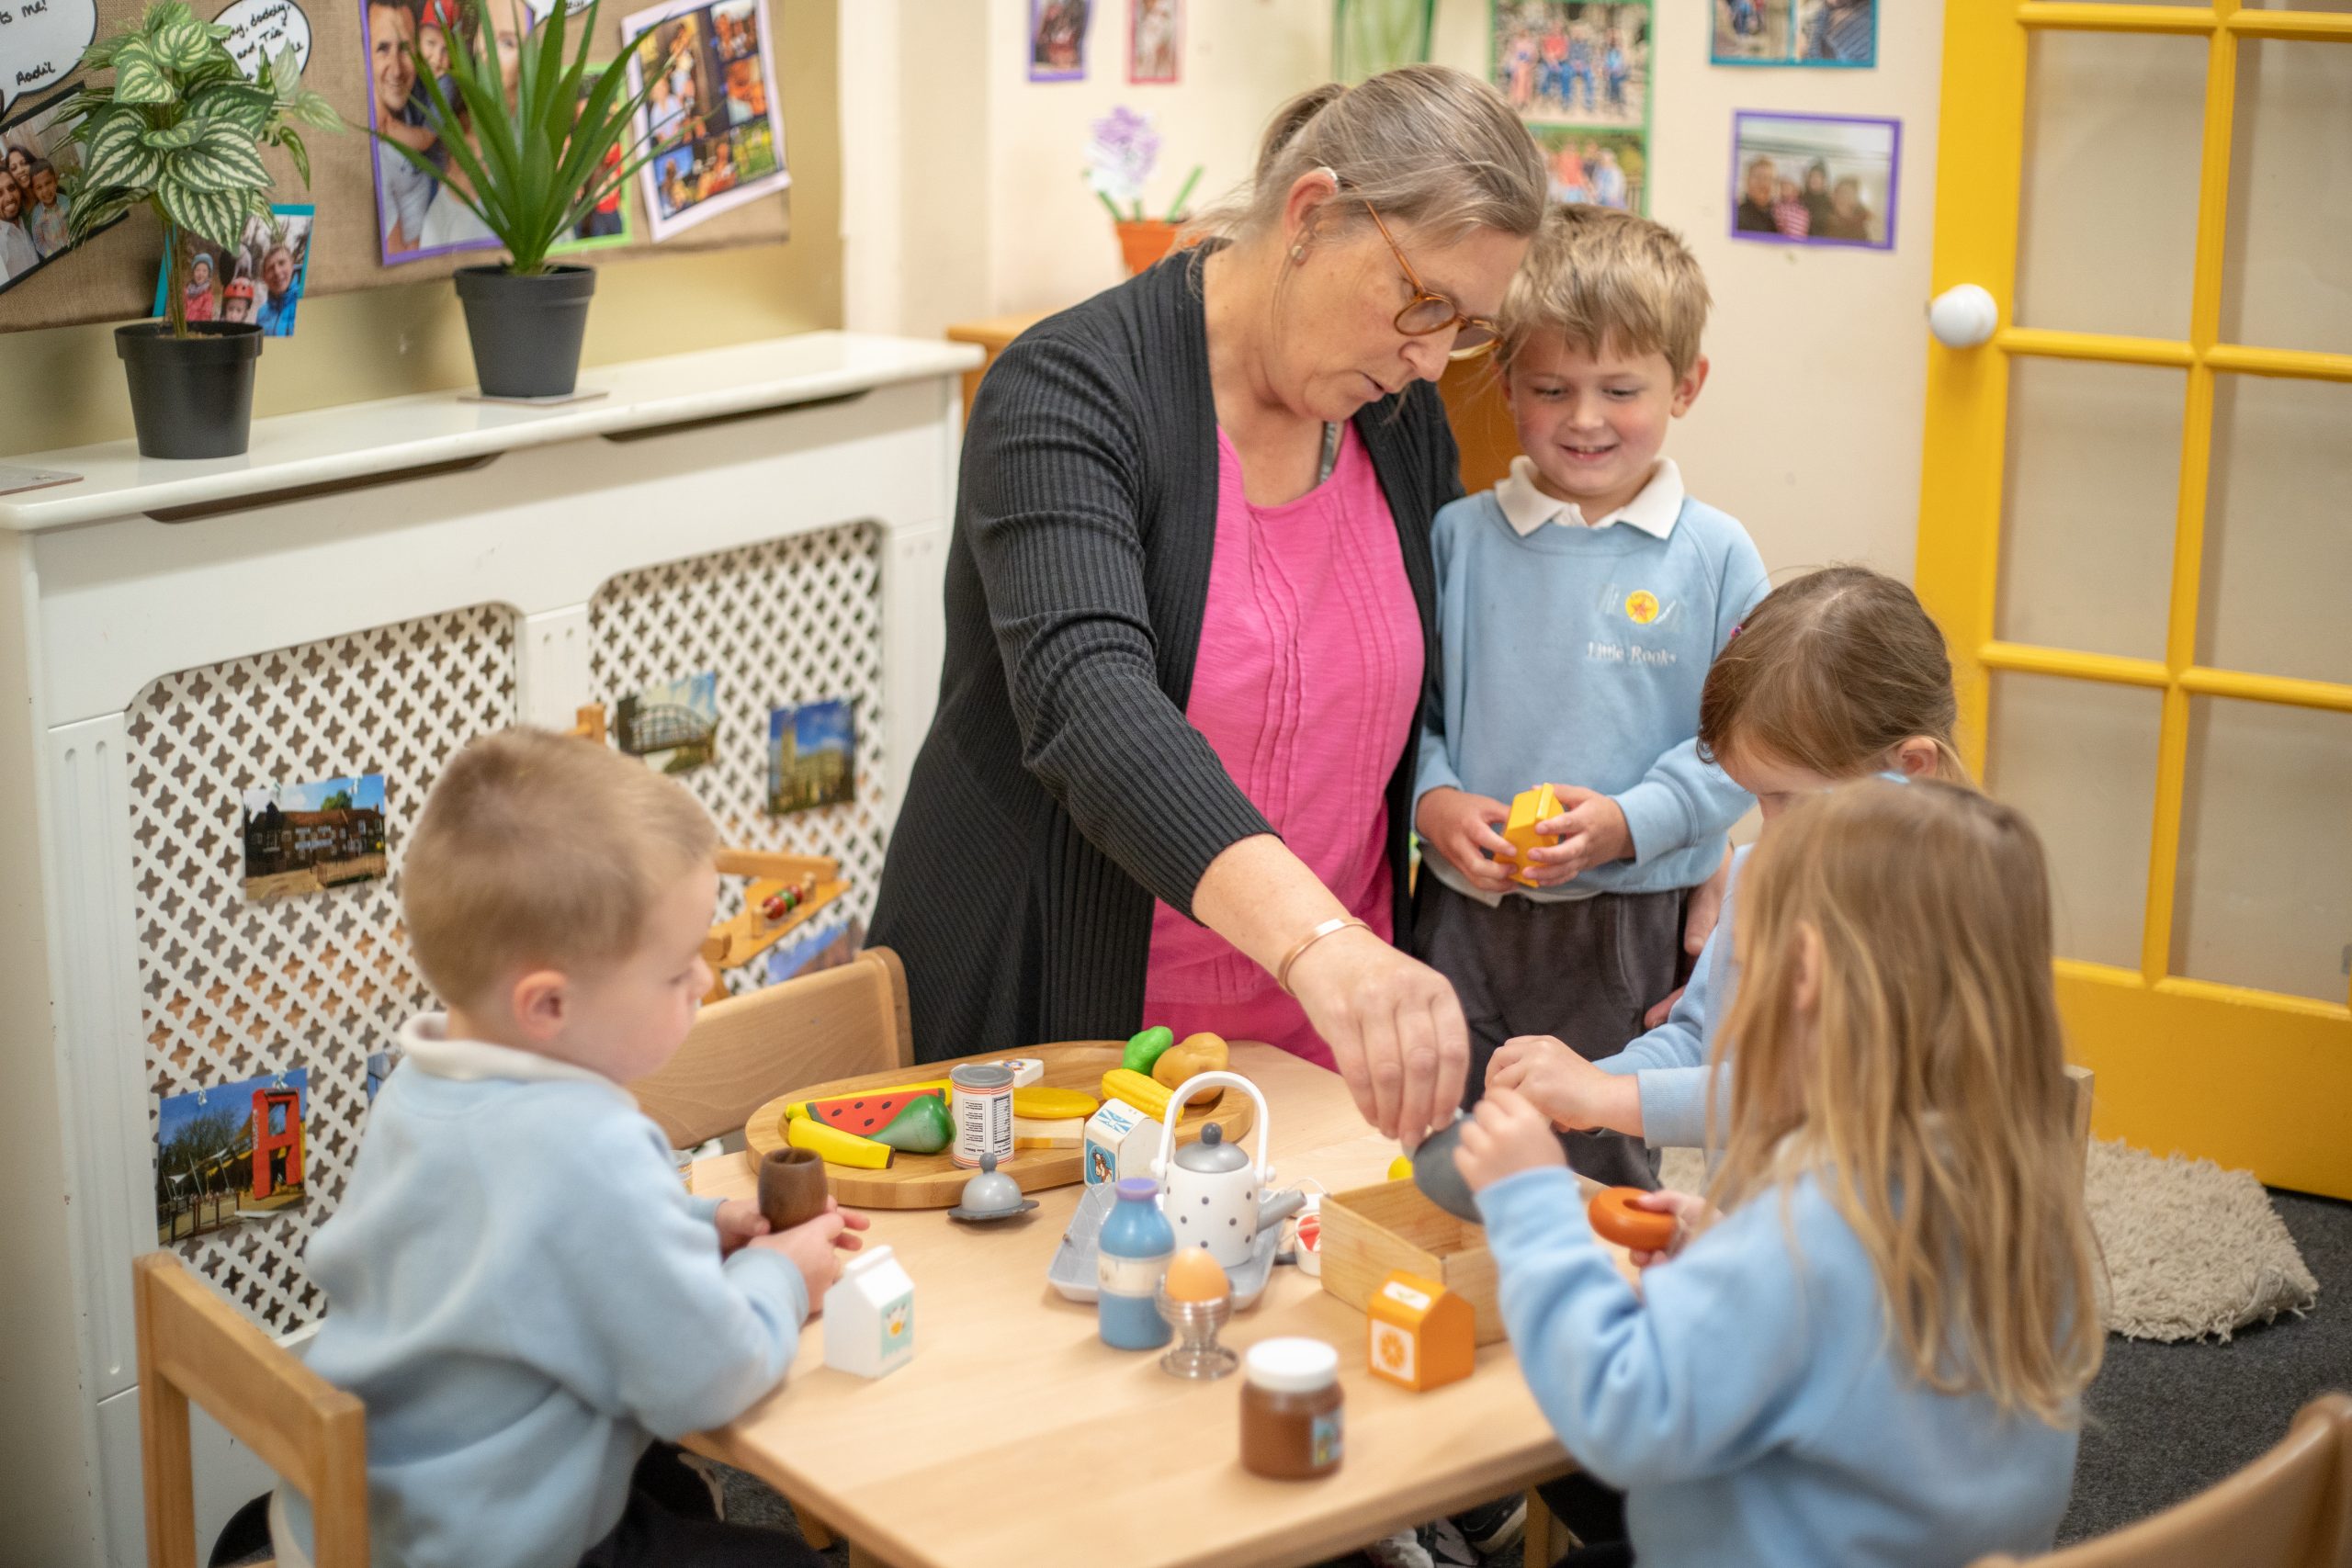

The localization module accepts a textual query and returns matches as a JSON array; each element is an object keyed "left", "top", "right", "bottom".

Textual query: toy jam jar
[
  {"left": 949, "top": 1062, "right": 1014, "bottom": 1169},
  {"left": 1098, "top": 1176, "right": 1174, "bottom": 1349},
  {"left": 1239, "top": 1337, "right": 1343, "bottom": 1480}
]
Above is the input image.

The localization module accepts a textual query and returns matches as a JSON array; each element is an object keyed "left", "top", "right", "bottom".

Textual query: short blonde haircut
[
  {"left": 402, "top": 728, "right": 718, "bottom": 1007},
  {"left": 1498, "top": 204, "right": 1711, "bottom": 378}
]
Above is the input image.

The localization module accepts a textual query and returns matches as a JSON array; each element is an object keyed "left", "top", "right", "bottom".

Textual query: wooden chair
[
  {"left": 136, "top": 1252, "right": 368, "bottom": 1568},
  {"left": 2065, "top": 1062, "right": 2096, "bottom": 1178},
  {"left": 629, "top": 943, "right": 913, "bottom": 1150},
  {"left": 1974, "top": 1392, "right": 2352, "bottom": 1568}
]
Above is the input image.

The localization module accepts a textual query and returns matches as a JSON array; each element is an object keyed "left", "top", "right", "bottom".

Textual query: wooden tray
[{"left": 741, "top": 1043, "right": 1254, "bottom": 1210}]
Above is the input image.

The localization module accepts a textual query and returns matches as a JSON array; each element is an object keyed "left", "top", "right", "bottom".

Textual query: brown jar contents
[{"left": 1239, "top": 1337, "right": 1344, "bottom": 1480}]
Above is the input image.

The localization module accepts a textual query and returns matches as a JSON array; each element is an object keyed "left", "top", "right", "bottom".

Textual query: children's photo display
[
  {"left": 623, "top": 0, "right": 788, "bottom": 242},
  {"left": 1493, "top": 1, "right": 1653, "bottom": 216},
  {"left": 155, "top": 1069, "right": 311, "bottom": 1245},
  {"left": 153, "top": 205, "right": 316, "bottom": 335},
  {"left": 0, "top": 85, "right": 128, "bottom": 299},
  {"left": 1730, "top": 110, "right": 1897, "bottom": 250}
]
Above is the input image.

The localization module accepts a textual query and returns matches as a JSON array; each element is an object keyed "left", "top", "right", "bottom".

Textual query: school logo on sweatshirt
[{"left": 1624, "top": 590, "right": 1660, "bottom": 625}]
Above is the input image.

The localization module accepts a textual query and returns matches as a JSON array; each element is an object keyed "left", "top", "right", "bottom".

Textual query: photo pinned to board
[
  {"left": 765, "top": 696, "right": 854, "bottom": 815},
  {"left": 242, "top": 772, "right": 389, "bottom": 900},
  {"left": 1730, "top": 110, "right": 1896, "bottom": 249},
  {"left": 1712, "top": 0, "right": 1875, "bottom": 68},
  {"left": 1493, "top": 1, "right": 1649, "bottom": 130},
  {"left": 1028, "top": 0, "right": 1090, "bottom": 82},
  {"left": 623, "top": 0, "right": 787, "bottom": 242},
  {"left": 1128, "top": 0, "right": 1178, "bottom": 85},
  {"left": 763, "top": 915, "right": 865, "bottom": 987},
  {"left": 0, "top": 85, "right": 129, "bottom": 299},
  {"left": 153, "top": 204, "right": 315, "bottom": 335},
  {"left": 156, "top": 1068, "right": 311, "bottom": 1244},
  {"left": 359, "top": 0, "right": 523, "bottom": 263},
  {"left": 551, "top": 62, "right": 636, "bottom": 252},
  {"left": 1533, "top": 124, "right": 1645, "bottom": 214},
  {"left": 616, "top": 670, "right": 719, "bottom": 774}
]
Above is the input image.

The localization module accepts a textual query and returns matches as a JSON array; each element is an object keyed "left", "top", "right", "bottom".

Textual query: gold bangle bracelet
[{"left": 1275, "top": 916, "right": 1369, "bottom": 997}]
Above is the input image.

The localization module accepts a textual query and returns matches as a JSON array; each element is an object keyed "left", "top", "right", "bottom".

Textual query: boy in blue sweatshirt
[
  {"left": 274, "top": 729, "right": 867, "bottom": 1568},
  {"left": 1414, "top": 203, "right": 1767, "bottom": 1188}
]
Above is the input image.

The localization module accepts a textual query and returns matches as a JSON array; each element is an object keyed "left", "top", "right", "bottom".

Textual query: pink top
[{"left": 1141, "top": 424, "right": 1423, "bottom": 1067}]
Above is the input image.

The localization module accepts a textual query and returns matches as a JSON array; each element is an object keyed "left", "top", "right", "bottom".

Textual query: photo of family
[
  {"left": 153, "top": 206, "right": 315, "bottom": 336},
  {"left": 1535, "top": 125, "right": 1645, "bottom": 214},
  {"left": 1029, "top": 0, "right": 1091, "bottom": 83},
  {"left": 552, "top": 65, "right": 636, "bottom": 253},
  {"left": 1129, "top": 0, "right": 1178, "bottom": 85},
  {"left": 155, "top": 1069, "right": 310, "bottom": 1244},
  {"left": 625, "top": 0, "right": 789, "bottom": 242},
  {"left": 1712, "top": 0, "right": 1876, "bottom": 68},
  {"left": 360, "top": 0, "right": 530, "bottom": 264},
  {"left": 1492, "top": 1, "right": 1650, "bottom": 129},
  {"left": 0, "top": 86, "right": 121, "bottom": 299},
  {"left": 1731, "top": 110, "right": 1897, "bottom": 249},
  {"left": 242, "top": 773, "right": 390, "bottom": 900}
]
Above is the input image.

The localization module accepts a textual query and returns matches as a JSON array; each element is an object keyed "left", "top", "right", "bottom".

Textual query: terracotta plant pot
[
  {"left": 758, "top": 1146, "right": 829, "bottom": 1233},
  {"left": 1114, "top": 219, "right": 1181, "bottom": 276}
]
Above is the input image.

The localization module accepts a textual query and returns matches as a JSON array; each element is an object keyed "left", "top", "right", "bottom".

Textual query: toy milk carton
[
  {"left": 823, "top": 1244, "right": 916, "bottom": 1380},
  {"left": 1503, "top": 784, "right": 1561, "bottom": 888},
  {"left": 1082, "top": 1098, "right": 1159, "bottom": 1186},
  {"left": 1365, "top": 1269, "right": 1476, "bottom": 1393}
]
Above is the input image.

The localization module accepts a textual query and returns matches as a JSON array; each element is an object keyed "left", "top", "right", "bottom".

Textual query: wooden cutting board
[{"left": 741, "top": 1042, "right": 1256, "bottom": 1210}]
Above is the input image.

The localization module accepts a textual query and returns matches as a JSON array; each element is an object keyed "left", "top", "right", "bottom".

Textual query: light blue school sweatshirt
[
  {"left": 277, "top": 1017, "right": 808, "bottom": 1568},
  {"left": 1413, "top": 461, "right": 1770, "bottom": 901},
  {"left": 1478, "top": 1164, "right": 2080, "bottom": 1568},
  {"left": 1595, "top": 843, "right": 1750, "bottom": 1147}
]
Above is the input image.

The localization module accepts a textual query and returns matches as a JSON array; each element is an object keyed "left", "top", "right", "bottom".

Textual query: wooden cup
[{"left": 759, "top": 1147, "right": 829, "bottom": 1233}]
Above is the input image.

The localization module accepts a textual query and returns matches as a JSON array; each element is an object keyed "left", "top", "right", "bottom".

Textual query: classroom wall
[{"left": 0, "top": 0, "right": 845, "bottom": 457}]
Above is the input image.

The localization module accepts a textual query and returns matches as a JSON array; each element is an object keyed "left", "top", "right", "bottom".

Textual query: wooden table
[{"left": 686, "top": 1044, "right": 1574, "bottom": 1568}]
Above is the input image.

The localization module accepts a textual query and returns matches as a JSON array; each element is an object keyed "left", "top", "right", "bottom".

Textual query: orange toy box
[{"left": 1364, "top": 1269, "right": 1477, "bottom": 1393}]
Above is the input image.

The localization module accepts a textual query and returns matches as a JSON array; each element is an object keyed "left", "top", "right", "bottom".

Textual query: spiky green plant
[
  {"left": 58, "top": 0, "right": 338, "bottom": 337},
  {"left": 372, "top": 0, "right": 663, "bottom": 276}
]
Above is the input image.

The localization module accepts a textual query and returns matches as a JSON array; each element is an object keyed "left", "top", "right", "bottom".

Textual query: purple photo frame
[
  {"left": 1028, "top": 0, "right": 1090, "bottom": 83},
  {"left": 357, "top": 0, "right": 503, "bottom": 267},
  {"left": 1727, "top": 109, "right": 1899, "bottom": 253}
]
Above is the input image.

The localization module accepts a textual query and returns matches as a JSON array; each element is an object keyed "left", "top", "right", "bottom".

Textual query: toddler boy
[
  {"left": 1414, "top": 205, "right": 1767, "bottom": 1189},
  {"left": 276, "top": 728, "right": 864, "bottom": 1568}
]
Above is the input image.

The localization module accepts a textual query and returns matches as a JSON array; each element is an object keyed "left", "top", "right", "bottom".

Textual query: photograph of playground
[
  {"left": 155, "top": 1069, "right": 310, "bottom": 1245},
  {"left": 241, "top": 773, "right": 390, "bottom": 900}
]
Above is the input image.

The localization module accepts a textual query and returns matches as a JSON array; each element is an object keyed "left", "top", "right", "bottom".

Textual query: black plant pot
[
  {"left": 454, "top": 265, "right": 597, "bottom": 399},
  {"left": 115, "top": 321, "right": 264, "bottom": 460}
]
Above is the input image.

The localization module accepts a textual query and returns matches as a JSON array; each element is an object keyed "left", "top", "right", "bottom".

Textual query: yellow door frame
[{"left": 1917, "top": 1, "right": 2352, "bottom": 1198}]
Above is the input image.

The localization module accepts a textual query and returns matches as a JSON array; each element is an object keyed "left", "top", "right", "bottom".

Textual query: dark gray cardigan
[{"left": 869, "top": 254, "right": 1463, "bottom": 1059}]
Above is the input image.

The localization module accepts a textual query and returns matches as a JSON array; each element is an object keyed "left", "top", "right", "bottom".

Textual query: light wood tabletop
[{"left": 685, "top": 1043, "right": 1575, "bottom": 1568}]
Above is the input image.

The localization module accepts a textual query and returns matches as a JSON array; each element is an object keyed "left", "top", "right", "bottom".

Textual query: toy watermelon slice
[{"left": 803, "top": 1087, "right": 946, "bottom": 1136}]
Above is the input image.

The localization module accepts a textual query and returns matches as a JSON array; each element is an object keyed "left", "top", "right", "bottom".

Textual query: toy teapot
[{"left": 1152, "top": 1070, "right": 1303, "bottom": 1270}]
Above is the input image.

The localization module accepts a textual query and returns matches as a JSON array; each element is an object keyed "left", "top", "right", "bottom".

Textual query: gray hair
[{"left": 1185, "top": 65, "right": 1546, "bottom": 249}]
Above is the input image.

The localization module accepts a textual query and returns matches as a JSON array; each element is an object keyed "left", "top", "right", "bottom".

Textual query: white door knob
[{"left": 1928, "top": 285, "right": 2000, "bottom": 349}]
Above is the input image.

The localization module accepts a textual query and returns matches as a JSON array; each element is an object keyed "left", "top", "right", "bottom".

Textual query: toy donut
[{"left": 1587, "top": 1186, "right": 1677, "bottom": 1252}]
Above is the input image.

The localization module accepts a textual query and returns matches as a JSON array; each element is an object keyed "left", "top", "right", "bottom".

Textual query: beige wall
[{"left": 0, "top": 0, "right": 844, "bottom": 457}]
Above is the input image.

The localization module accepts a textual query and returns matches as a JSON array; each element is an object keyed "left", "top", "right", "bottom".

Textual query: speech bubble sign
[
  {"left": 0, "top": 0, "right": 99, "bottom": 118},
  {"left": 213, "top": 0, "right": 310, "bottom": 83}
]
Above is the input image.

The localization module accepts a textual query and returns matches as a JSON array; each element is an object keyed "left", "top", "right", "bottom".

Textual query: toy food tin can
[{"left": 950, "top": 1063, "right": 1015, "bottom": 1168}]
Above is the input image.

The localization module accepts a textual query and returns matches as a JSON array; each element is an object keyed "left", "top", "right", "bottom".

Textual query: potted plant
[
  {"left": 59, "top": 1, "right": 337, "bottom": 458},
  {"left": 372, "top": 0, "right": 660, "bottom": 399},
  {"left": 1084, "top": 107, "right": 1201, "bottom": 276}
]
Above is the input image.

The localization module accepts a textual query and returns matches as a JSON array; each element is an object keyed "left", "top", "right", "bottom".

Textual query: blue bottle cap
[{"left": 1115, "top": 1177, "right": 1159, "bottom": 1202}]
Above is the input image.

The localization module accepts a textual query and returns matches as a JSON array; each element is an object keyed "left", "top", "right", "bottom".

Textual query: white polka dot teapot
[{"left": 1152, "top": 1070, "right": 1302, "bottom": 1271}]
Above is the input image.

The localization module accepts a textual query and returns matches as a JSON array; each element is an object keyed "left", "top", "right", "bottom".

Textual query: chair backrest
[
  {"left": 629, "top": 944, "right": 914, "bottom": 1148},
  {"left": 135, "top": 1252, "right": 368, "bottom": 1568},
  {"left": 1973, "top": 1392, "right": 2352, "bottom": 1568}
]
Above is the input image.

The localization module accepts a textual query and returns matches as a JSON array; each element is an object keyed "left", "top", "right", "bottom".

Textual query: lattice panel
[
  {"left": 127, "top": 605, "right": 520, "bottom": 1334},
  {"left": 588, "top": 525, "right": 888, "bottom": 994}
]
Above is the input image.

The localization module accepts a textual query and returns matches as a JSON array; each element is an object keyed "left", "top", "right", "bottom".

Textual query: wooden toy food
[
  {"left": 1122, "top": 1025, "right": 1175, "bottom": 1075},
  {"left": 1163, "top": 1244, "right": 1230, "bottom": 1304},
  {"left": 1013, "top": 1086, "right": 1098, "bottom": 1122},
  {"left": 1150, "top": 1032, "right": 1228, "bottom": 1105},
  {"left": 1588, "top": 1186, "right": 1676, "bottom": 1251},
  {"left": 786, "top": 1116, "right": 894, "bottom": 1169},
  {"left": 1102, "top": 1066, "right": 1176, "bottom": 1122},
  {"left": 786, "top": 1081, "right": 953, "bottom": 1128},
  {"left": 1365, "top": 1269, "right": 1476, "bottom": 1393},
  {"left": 1503, "top": 784, "right": 1562, "bottom": 886},
  {"left": 869, "top": 1093, "right": 954, "bottom": 1155}
]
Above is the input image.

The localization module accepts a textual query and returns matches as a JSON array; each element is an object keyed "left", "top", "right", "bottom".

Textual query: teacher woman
[{"left": 871, "top": 67, "right": 1546, "bottom": 1141}]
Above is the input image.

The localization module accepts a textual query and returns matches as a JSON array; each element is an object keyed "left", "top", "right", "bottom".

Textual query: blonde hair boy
[
  {"left": 276, "top": 728, "right": 863, "bottom": 1568},
  {"left": 1498, "top": 201, "right": 1710, "bottom": 378}
]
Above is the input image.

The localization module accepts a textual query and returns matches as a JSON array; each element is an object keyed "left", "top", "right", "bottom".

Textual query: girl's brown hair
[
  {"left": 1710, "top": 779, "right": 2103, "bottom": 1423},
  {"left": 1699, "top": 565, "right": 1969, "bottom": 784}
]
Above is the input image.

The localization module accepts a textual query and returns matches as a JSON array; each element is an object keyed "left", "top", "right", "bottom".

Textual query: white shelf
[{"left": 0, "top": 330, "right": 982, "bottom": 533}]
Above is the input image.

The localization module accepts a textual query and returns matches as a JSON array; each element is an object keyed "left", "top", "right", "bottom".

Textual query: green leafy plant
[
  {"left": 373, "top": 0, "right": 662, "bottom": 276},
  {"left": 59, "top": 0, "right": 339, "bottom": 336}
]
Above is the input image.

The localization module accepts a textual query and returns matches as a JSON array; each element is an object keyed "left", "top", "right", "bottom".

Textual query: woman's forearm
[{"left": 1188, "top": 833, "right": 1350, "bottom": 974}]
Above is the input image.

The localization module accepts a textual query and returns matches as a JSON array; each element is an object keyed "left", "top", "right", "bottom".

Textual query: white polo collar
[
  {"left": 396, "top": 1012, "right": 635, "bottom": 1104},
  {"left": 1497, "top": 456, "right": 1684, "bottom": 540}
]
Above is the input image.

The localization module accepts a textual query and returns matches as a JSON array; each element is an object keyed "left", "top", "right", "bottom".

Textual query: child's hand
[
  {"left": 749, "top": 1199, "right": 871, "bottom": 1311},
  {"left": 1415, "top": 787, "right": 1520, "bottom": 894},
  {"left": 1453, "top": 1087, "right": 1566, "bottom": 1192},
  {"left": 1487, "top": 1034, "right": 1644, "bottom": 1136},
  {"left": 1522, "top": 785, "right": 1634, "bottom": 881},
  {"left": 1682, "top": 851, "right": 1733, "bottom": 955},
  {"left": 1620, "top": 1189, "right": 1717, "bottom": 1269},
  {"left": 713, "top": 1197, "right": 770, "bottom": 1258},
  {"left": 1643, "top": 987, "right": 1685, "bottom": 1031}
]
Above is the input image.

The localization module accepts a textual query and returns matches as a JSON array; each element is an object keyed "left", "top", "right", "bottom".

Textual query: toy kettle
[{"left": 1155, "top": 1070, "right": 1285, "bottom": 1270}]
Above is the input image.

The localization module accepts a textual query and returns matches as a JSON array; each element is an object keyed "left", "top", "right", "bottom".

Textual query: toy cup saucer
[
  {"left": 945, "top": 1197, "right": 1040, "bottom": 1224},
  {"left": 946, "top": 1153, "right": 1038, "bottom": 1224}
]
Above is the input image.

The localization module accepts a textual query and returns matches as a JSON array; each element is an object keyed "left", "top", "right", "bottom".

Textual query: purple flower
[{"left": 1085, "top": 105, "right": 1160, "bottom": 207}]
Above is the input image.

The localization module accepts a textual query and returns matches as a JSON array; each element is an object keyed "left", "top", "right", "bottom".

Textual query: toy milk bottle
[
  {"left": 1097, "top": 1177, "right": 1174, "bottom": 1349},
  {"left": 823, "top": 1244, "right": 916, "bottom": 1380}
]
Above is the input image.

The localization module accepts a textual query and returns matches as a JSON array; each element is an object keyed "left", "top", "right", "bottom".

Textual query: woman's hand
[
  {"left": 1285, "top": 924, "right": 1471, "bottom": 1145},
  {"left": 1413, "top": 787, "right": 1519, "bottom": 894},
  {"left": 1487, "top": 1033, "right": 1644, "bottom": 1136}
]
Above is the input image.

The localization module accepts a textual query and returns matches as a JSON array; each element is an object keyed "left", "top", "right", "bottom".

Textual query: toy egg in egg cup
[{"left": 1155, "top": 1245, "right": 1238, "bottom": 1381}]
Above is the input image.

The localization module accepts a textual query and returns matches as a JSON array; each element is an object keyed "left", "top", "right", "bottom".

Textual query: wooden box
[{"left": 1317, "top": 1180, "right": 1505, "bottom": 1347}]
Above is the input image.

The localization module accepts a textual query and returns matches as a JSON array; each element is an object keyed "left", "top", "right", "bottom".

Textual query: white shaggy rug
[{"left": 1658, "top": 1138, "right": 2320, "bottom": 1342}]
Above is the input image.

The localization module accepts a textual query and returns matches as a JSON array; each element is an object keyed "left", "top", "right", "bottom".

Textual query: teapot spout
[{"left": 1254, "top": 1187, "right": 1307, "bottom": 1234}]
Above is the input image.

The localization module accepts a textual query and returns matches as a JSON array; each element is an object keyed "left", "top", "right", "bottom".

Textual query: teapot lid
[{"left": 1173, "top": 1122, "right": 1249, "bottom": 1173}]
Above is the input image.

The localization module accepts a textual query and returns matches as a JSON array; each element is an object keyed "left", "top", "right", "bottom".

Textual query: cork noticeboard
[{"left": 0, "top": 0, "right": 788, "bottom": 333}]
